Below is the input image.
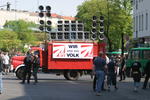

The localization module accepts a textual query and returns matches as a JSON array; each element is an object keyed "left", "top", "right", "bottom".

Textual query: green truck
[{"left": 126, "top": 47, "right": 150, "bottom": 77}]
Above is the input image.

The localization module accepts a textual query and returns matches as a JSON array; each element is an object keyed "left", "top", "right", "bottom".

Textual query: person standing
[
  {"left": 93, "top": 52, "right": 107, "bottom": 96},
  {"left": 107, "top": 58, "right": 118, "bottom": 91},
  {"left": 142, "top": 60, "right": 150, "bottom": 89},
  {"left": 3, "top": 52, "right": 10, "bottom": 75},
  {"left": 131, "top": 62, "right": 141, "bottom": 92},
  {"left": 0, "top": 52, "right": 4, "bottom": 94},
  {"left": 21, "top": 52, "right": 33, "bottom": 84},
  {"left": 32, "top": 53, "right": 40, "bottom": 85},
  {"left": 119, "top": 56, "right": 126, "bottom": 81}
]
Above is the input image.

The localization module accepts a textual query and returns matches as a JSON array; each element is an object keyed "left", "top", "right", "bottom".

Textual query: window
[
  {"left": 143, "top": 50, "right": 150, "bottom": 59},
  {"left": 136, "top": 16, "right": 138, "bottom": 32},
  {"left": 131, "top": 50, "right": 140, "bottom": 60},
  {"left": 133, "top": 17, "right": 136, "bottom": 32},
  {"left": 146, "top": 13, "right": 148, "bottom": 30},
  {"left": 136, "top": 0, "right": 138, "bottom": 9},
  {"left": 139, "top": 15, "right": 141, "bottom": 31},
  {"left": 142, "top": 14, "right": 144, "bottom": 31}
]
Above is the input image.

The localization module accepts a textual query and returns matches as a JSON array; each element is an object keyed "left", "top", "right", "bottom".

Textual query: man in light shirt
[{"left": 3, "top": 52, "right": 10, "bottom": 75}]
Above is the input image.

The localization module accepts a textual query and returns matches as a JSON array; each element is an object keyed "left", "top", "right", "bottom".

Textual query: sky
[{"left": 0, "top": 0, "right": 85, "bottom": 16}]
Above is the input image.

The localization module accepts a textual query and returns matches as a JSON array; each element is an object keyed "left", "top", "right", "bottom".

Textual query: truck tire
[
  {"left": 16, "top": 67, "right": 25, "bottom": 80},
  {"left": 64, "top": 71, "right": 80, "bottom": 80}
]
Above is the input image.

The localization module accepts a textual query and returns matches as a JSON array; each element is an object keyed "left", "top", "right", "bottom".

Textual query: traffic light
[{"left": 99, "top": 16, "right": 104, "bottom": 34}]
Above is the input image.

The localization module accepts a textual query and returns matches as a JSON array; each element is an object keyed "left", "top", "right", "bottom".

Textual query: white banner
[{"left": 52, "top": 43, "right": 93, "bottom": 59}]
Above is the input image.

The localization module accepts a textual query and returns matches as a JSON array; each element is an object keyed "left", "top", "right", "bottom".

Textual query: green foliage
[
  {"left": 0, "top": 20, "right": 40, "bottom": 52},
  {"left": 76, "top": 0, "right": 133, "bottom": 51},
  {"left": 0, "top": 30, "right": 22, "bottom": 51},
  {"left": 4, "top": 20, "right": 37, "bottom": 43}
]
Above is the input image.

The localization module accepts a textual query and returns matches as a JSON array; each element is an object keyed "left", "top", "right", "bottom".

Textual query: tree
[
  {"left": 0, "top": 30, "right": 22, "bottom": 51},
  {"left": 4, "top": 20, "right": 37, "bottom": 44},
  {"left": 76, "top": 0, "right": 132, "bottom": 51}
]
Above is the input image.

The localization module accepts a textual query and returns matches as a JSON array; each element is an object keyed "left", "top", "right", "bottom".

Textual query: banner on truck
[{"left": 53, "top": 43, "right": 93, "bottom": 59}]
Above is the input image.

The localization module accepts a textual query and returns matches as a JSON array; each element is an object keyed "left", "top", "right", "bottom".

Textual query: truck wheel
[
  {"left": 64, "top": 71, "right": 80, "bottom": 80},
  {"left": 16, "top": 67, "right": 25, "bottom": 80}
]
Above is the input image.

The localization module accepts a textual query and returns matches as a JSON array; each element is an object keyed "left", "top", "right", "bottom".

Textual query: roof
[
  {"left": 131, "top": 47, "right": 150, "bottom": 50},
  {"left": 107, "top": 51, "right": 128, "bottom": 55},
  {"left": 51, "top": 13, "right": 75, "bottom": 20}
]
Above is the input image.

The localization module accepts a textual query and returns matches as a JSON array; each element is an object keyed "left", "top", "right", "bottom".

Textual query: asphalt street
[{"left": 0, "top": 73, "right": 150, "bottom": 100}]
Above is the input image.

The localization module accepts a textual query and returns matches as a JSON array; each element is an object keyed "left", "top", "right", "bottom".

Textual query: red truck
[{"left": 11, "top": 41, "right": 106, "bottom": 80}]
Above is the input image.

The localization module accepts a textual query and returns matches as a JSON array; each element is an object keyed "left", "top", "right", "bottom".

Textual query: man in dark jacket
[
  {"left": 143, "top": 60, "right": 150, "bottom": 89},
  {"left": 0, "top": 52, "right": 4, "bottom": 94},
  {"left": 107, "top": 58, "right": 118, "bottom": 91},
  {"left": 21, "top": 52, "right": 33, "bottom": 84}
]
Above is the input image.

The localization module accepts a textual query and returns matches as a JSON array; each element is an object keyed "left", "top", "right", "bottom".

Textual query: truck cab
[{"left": 126, "top": 47, "right": 150, "bottom": 77}]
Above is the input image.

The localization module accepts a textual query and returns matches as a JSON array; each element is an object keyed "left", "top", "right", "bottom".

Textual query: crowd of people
[
  {"left": 0, "top": 50, "right": 40, "bottom": 94},
  {"left": 0, "top": 50, "right": 150, "bottom": 96},
  {"left": 92, "top": 51, "right": 150, "bottom": 96}
]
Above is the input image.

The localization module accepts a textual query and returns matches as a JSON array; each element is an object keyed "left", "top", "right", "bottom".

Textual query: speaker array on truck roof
[{"left": 48, "top": 20, "right": 90, "bottom": 41}]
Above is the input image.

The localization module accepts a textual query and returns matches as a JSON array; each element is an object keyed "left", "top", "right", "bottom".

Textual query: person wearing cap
[{"left": 93, "top": 52, "right": 107, "bottom": 96}]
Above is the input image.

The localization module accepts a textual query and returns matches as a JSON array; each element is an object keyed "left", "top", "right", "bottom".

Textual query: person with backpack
[
  {"left": 107, "top": 57, "right": 118, "bottom": 91},
  {"left": 21, "top": 51, "right": 33, "bottom": 84},
  {"left": 131, "top": 62, "right": 141, "bottom": 92}
]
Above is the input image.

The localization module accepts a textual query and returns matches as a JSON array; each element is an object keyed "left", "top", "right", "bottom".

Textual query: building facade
[
  {"left": 0, "top": 9, "right": 75, "bottom": 30},
  {"left": 132, "top": 0, "right": 150, "bottom": 45}
]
